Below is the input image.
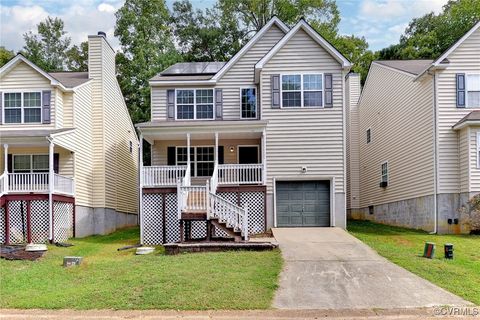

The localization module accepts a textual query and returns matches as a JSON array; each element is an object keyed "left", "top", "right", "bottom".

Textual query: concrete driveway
[{"left": 272, "top": 228, "right": 470, "bottom": 309}]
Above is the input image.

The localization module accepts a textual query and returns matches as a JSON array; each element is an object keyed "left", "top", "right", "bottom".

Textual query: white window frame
[
  {"left": 239, "top": 86, "right": 257, "bottom": 119},
  {"left": 3, "top": 90, "right": 43, "bottom": 124},
  {"left": 174, "top": 88, "right": 215, "bottom": 120},
  {"left": 280, "top": 72, "right": 324, "bottom": 108},
  {"left": 175, "top": 145, "right": 215, "bottom": 177},
  {"left": 12, "top": 154, "right": 49, "bottom": 173},
  {"left": 381, "top": 161, "right": 388, "bottom": 184},
  {"left": 477, "top": 132, "right": 480, "bottom": 169},
  {"left": 366, "top": 128, "right": 372, "bottom": 144},
  {"left": 466, "top": 73, "right": 480, "bottom": 108}
]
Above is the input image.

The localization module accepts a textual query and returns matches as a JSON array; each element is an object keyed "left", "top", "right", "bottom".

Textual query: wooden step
[
  {"left": 210, "top": 218, "right": 242, "bottom": 242},
  {"left": 181, "top": 211, "right": 207, "bottom": 220}
]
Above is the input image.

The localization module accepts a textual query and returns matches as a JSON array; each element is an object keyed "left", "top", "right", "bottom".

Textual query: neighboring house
[
  {"left": 137, "top": 17, "right": 356, "bottom": 245},
  {"left": 0, "top": 32, "right": 138, "bottom": 244},
  {"left": 349, "top": 22, "right": 480, "bottom": 233}
]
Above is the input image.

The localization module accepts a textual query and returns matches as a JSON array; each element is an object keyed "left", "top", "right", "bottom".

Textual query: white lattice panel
[
  {"left": 191, "top": 221, "right": 207, "bottom": 239},
  {"left": 142, "top": 193, "right": 163, "bottom": 245},
  {"left": 30, "top": 200, "right": 49, "bottom": 243},
  {"left": 8, "top": 201, "right": 27, "bottom": 244},
  {"left": 53, "top": 201, "right": 73, "bottom": 242},
  {"left": 165, "top": 193, "right": 180, "bottom": 243},
  {"left": 240, "top": 192, "right": 265, "bottom": 234},
  {"left": 0, "top": 206, "right": 5, "bottom": 244}
]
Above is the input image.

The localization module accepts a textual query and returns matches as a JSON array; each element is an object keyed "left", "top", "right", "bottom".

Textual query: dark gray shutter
[
  {"left": 167, "top": 147, "right": 176, "bottom": 165},
  {"left": 324, "top": 74, "right": 333, "bottom": 108},
  {"left": 215, "top": 88, "right": 223, "bottom": 119},
  {"left": 42, "top": 90, "right": 51, "bottom": 124},
  {"left": 218, "top": 146, "right": 224, "bottom": 164},
  {"left": 54, "top": 153, "right": 59, "bottom": 174},
  {"left": 271, "top": 74, "right": 280, "bottom": 108},
  {"left": 0, "top": 91, "right": 3, "bottom": 124},
  {"left": 167, "top": 89, "right": 175, "bottom": 120},
  {"left": 7, "top": 154, "right": 12, "bottom": 172},
  {"left": 456, "top": 73, "right": 466, "bottom": 108}
]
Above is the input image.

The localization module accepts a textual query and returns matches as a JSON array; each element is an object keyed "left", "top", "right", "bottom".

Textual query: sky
[{"left": 0, "top": 0, "right": 448, "bottom": 53}]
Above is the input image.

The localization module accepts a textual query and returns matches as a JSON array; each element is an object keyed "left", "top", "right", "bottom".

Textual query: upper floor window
[
  {"left": 367, "top": 128, "right": 371, "bottom": 144},
  {"left": 467, "top": 74, "right": 480, "bottom": 108},
  {"left": 241, "top": 88, "right": 257, "bottom": 119},
  {"left": 176, "top": 89, "right": 214, "bottom": 120},
  {"left": 4, "top": 92, "right": 42, "bottom": 124},
  {"left": 281, "top": 74, "right": 323, "bottom": 108}
]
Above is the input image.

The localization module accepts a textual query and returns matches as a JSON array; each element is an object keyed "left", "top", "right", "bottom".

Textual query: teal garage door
[{"left": 276, "top": 181, "right": 330, "bottom": 227}]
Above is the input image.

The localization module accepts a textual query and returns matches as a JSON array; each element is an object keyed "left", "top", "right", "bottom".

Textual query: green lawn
[
  {"left": 0, "top": 227, "right": 282, "bottom": 310},
  {"left": 348, "top": 220, "right": 480, "bottom": 305}
]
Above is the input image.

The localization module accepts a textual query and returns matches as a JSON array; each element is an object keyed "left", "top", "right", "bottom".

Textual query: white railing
[
  {"left": 209, "top": 192, "right": 249, "bottom": 241},
  {"left": 183, "top": 164, "right": 191, "bottom": 187},
  {"left": 0, "top": 173, "right": 6, "bottom": 196},
  {"left": 7, "top": 173, "right": 49, "bottom": 193},
  {"left": 218, "top": 164, "right": 264, "bottom": 185},
  {"left": 143, "top": 165, "right": 187, "bottom": 187},
  {"left": 53, "top": 173, "right": 75, "bottom": 195},
  {"left": 210, "top": 163, "right": 219, "bottom": 194}
]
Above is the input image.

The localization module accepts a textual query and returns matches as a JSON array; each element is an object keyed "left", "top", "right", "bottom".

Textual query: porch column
[
  {"left": 139, "top": 133, "right": 144, "bottom": 245},
  {"left": 262, "top": 129, "right": 267, "bottom": 185},
  {"left": 3, "top": 144, "right": 8, "bottom": 194},
  {"left": 186, "top": 133, "right": 191, "bottom": 183},
  {"left": 48, "top": 139, "right": 54, "bottom": 242},
  {"left": 214, "top": 132, "right": 219, "bottom": 166}
]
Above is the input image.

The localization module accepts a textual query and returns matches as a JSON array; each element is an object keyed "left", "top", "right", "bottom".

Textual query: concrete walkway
[{"left": 272, "top": 228, "right": 471, "bottom": 310}]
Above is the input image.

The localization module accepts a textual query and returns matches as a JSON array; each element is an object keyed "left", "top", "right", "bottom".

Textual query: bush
[{"left": 459, "top": 194, "right": 480, "bottom": 234}]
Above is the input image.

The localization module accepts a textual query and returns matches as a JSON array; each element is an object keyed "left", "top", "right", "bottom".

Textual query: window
[
  {"left": 176, "top": 146, "right": 214, "bottom": 177},
  {"left": 241, "top": 88, "right": 257, "bottom": 119},
  {"left": 477, "top": 132, "right": 480, "bottom": 169},
  {"left": 176, "top": 89, "right": 214, "bottom": 120},
  {"left": 129, "top": 141, "right": 133, "bottom": 154},
  {"left": 13, "top": 155, "right": 49, "bottom": 173},
  {"left": 367, "top": 128, "right": 371, "bottom": 144},
  {"left": 467, "top": 74, "right": 480, "bottom": 108},
  {"left": 281, "top": 74, "right": 323, "bottom": 108},
  {"left": 4, "top": 92, "right": 42, "bottom": 124},
  {"left": 381, "top": 162, "right": 388, "bottom": 183}
]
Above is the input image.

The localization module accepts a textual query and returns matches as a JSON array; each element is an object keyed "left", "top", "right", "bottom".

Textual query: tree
[
  {"left": 333, "top": 35, "right": 377, "bottom": 83},
  {"left": 22, "top": 17, "right": 71, "bottom": 71},
  {"left": 0, "top": 47, "right": 14, "bottom": 67},
  {"left": 65, "top": 41, "right": 89, "bottom": 71},
  {"left": 115, "top": 0, "right": 181, "bottom": 124}
]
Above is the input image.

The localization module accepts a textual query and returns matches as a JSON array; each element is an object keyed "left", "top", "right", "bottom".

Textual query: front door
[{"left": 238, "top": 146, "right": 259, "bottom": 164}]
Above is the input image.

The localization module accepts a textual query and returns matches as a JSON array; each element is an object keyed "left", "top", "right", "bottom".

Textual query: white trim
[
  {"left": 255, "top": 20, "right": 351, "bottom": 82},
  {"left": 453, "top": 120, "right": 480, "bottom": 130},
  {"left": 239, "top": 86, "right": 258, "bottom": 119},
  {"left": 279, "top": 73, "right": 324, "bottom": 108},
  {"left": 381, "top": 161, "right": 389, "bottom": 184},
  {"left": 150, "top": 79, "right": 217, "bottom": 86},
  {"left": 466, "top": 73, "right": 480, "bottom": 109},
  {"left": 175, "top": 145, "right": 215, "bottom": 177},
  {"left": 212, "top": 17, "right": 289, "bottom": 81},
  {"left": 12, "top": 153, "right": 49, "bottom": 173},
  {"left": 174, "top": 88, "right": 215, "bottom": 121},
  {"left": 3, "top": 90, "right": 43, "bottom": 124},
  {"left": 237, "top": 145, "right": 260, "bottom": 164},
  {"left": 476, "top": 131, "right": 480, "bottom": 169}
]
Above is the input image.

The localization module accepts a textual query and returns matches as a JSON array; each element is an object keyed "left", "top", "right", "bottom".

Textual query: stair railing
[
  {"left": 210, "top": 163, "right": 219, "bottom": 195},
  {"left": 209, "top": 192, "right": 249, "bottom": 241}
]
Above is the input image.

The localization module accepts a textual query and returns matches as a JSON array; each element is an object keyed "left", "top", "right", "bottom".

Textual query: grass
[
  {"left": 0, "top": 227, "right": 283, "bottom": 310},
  {"left": 348, "top": 220, "right": 480, "bottom": 305}
]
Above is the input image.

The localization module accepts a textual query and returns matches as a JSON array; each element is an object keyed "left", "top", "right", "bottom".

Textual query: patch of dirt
[
  {"left": 393, "top": 237, "right": 415, "bottom": 247},
  {"left": 0, "top": 245, "right": 45, "bottom": 261}
]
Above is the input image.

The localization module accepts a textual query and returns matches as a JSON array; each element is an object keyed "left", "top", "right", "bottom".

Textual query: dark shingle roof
[
  {"left": 375, "top": 60, "right": 433, "bottom": 75},
  {"left": 454, "top": 111, "right": 480, "bottom": 128},
  {"left": 49, "top": 71, "right": 90, "bottom": 88},
  {"left": 150, "top": 62, "right": 226, "bottom": 82},
  {"left": 0, "top": 128, "right": 75, "bottom": 138}
]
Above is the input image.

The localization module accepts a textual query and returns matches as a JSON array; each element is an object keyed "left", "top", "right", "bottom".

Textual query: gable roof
[
  {"left": 375, "top": 60, "right": 433, "bottom": 76},
  {"left": 254, "top": 19, "right": 351, "bottom": 81}
]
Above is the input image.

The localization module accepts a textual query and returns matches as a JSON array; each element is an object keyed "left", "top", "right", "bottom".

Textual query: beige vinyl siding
[
  {"left": 0, "top": 61, "right": 56, "bottom": 129},
  {"left": 62, "top": 92, "right": 74, "bottom": 127},
  {"left": 469, "top": 127, "right": 480, "bottom": 191},
  {"left": 358, "top": 63, "right": 435, "bottom": 208},
  {"left": 346, "top": 74, "right": 361, "bottom": 209},
  {"left": 260, "top": 28, "right": 345, "bottom": 194},
  {"left": 436, "top": 27, "right": 480, "bottom": 193},
  {"left": 459, "top": 127, "right": 469, "bottom": 193},
  {"left": 152, "top": 138, "right": 260, "bottom": 166},
  {"left": 150, "top": 24, "right": 285, "bottom": 122},
  {"left": 54, "top": 88, "right": 64, "bottom": 128}
]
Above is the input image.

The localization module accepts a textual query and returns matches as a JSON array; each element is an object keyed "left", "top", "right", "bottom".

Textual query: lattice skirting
[
  {"left": 142, "top": 189, "right": 266, "bottom": 245},
  {"left": 1, "top": 198, "right": 74, "bottom": 244}
]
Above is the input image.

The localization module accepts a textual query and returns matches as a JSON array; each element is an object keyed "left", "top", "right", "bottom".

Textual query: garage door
[{"left": 276, "top": 181, "right": 330, "bottom": 227}]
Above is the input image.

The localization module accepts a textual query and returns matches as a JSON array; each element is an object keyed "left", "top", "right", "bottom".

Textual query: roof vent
[{"left": 97, "top": 31, "right": 106, "bottom": 38}]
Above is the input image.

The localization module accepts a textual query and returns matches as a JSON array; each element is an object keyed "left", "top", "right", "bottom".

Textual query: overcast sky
[{"left": 0, "top": 0, "right": 448, "bottom": 52}]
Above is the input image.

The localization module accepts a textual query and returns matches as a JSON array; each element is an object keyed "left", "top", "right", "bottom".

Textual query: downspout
[{"left": 432, "top": 71, "right": 438, "bottom": 234}]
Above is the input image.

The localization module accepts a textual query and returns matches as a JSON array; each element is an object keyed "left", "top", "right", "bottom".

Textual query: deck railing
[
  {"left": 1, "top": 173, "right": 74, "bottom": 196},
  {"left": 0, "top": 173, "right": 6, "bottom": 196},
  {"left": 143, "top": 165, "right": 187, "bottom": 187},
  {"left": 53, "top": 174, "right": 75, "bottom": 195},
  {"left": 218, "top": 164, "right": 264, "bottom": 185}
]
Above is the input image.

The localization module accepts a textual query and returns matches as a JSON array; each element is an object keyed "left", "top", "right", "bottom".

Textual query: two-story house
[
  {"left": 0, "top": 32, "right": 138, "bottom": 244},
  {"left": 349, "top": 21, "right": 480, "bottom": 233},
  {"left": 137, "top": 17, "right": 355, "bottom": 244}
]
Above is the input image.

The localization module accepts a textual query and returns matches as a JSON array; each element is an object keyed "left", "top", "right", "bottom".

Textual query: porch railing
[
  {"left": 53, "top": 174, "right": 75, "bottom": 195},
  {"left": 0, "top": 173, "right": 6, "bottom": 196},
  {"left": 143, "top": 165, "right": 187, "bottom": 187},
  {"left": 218, "top": 164, "right": 264, "bottom": 185},
  {"left": 7, "top": 173, "right": 49, "bottom": 193}
]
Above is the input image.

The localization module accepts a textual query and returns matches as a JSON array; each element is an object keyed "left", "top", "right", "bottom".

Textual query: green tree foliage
[
  {"left": 0, "top": 47, "right": 14, "bottom": 67},
  {"left": 378, "top": 0, "right": 480, "bottom": 60},
  {"left": 333, "top": 35, "right": 377, "bottom": 83},
  {"left": 65, "top": 41, "right": 89, "bottom": 72},
  {"left": 115, "top": 0, "right": 181, "bottom": 124},
  {"left": 22, "top": 17, "right": 71, "bottom": 71}
]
